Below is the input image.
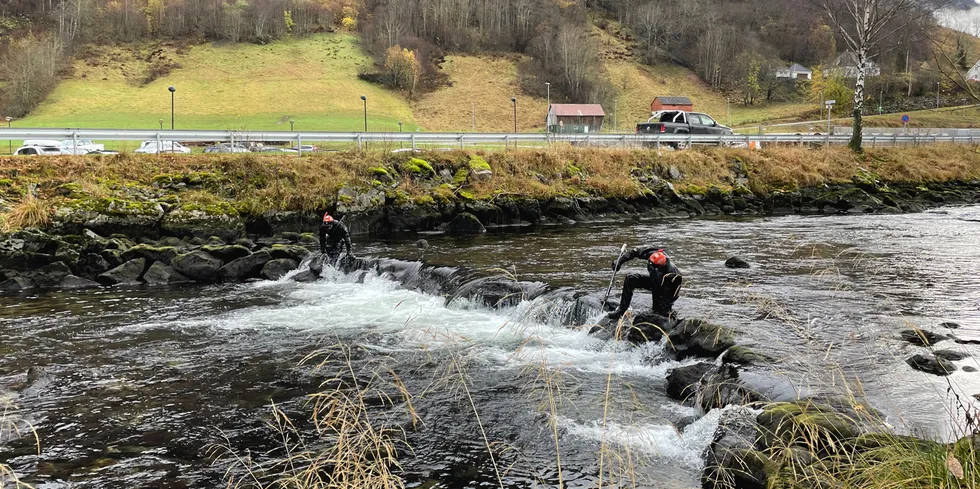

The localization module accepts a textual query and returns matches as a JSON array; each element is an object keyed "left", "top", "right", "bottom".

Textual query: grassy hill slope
[{"left": 17, "top": 34, "right": 419, "bottom": 133}]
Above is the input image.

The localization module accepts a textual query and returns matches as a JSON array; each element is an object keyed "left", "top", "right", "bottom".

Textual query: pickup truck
[{"left": 636, "top": 111, "right": 733, "bottom": 146}]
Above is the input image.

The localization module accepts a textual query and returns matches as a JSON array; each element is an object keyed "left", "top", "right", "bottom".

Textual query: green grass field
[{"left": 17, "top": 34, "right": 418, "bottom": 133}]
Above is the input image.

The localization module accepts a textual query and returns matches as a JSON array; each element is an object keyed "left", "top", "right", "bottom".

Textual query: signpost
[
  {"left": 825, "top": 100, "right": 836, "bottom": 141},
  {"left": 901, "top": 114, "right": 910, "bottom": 133}
]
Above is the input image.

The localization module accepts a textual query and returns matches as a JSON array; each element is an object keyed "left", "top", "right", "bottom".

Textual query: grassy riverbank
[{"left": 0, "top": 145, "right": 978, "bottom": 233}]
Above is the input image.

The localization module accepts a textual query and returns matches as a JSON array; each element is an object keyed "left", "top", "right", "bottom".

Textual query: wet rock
[
  {"left": 142, "top": 262, "right": 192, "bottom": 286},
  {"left": 160, "top": 208, "right": 245, "bottom": 241},
  {"left": 52, "top": 200, "right": 165, "bottom": 240},
  {"left": 669, "top": 165, "right": 683, "bottom": 180},
  {"left": 667, "top": 319, "right": 737, "bottom": 359},
  {"left": 906, "top": 354, "right": 956, "bottom": 376},
  {"left": 723, "top": 346, "right": 768, "bottom": 366},
  {"left": 416, "top": 239, "right": 430, "bottom": 249},
  {"left": 699, "top": 365, "right": 764, "bottom": 410},
  {"left": 665, "top": 362, "right": 712, "bottom": 403},
  {"left": 235, "top": 238, "right": 257, "bottom": 250},
  {"left": 267, "top": 244, "right": 311, "bottom": 262},
  {"left": 934, "top": 350, "right": 969, "bottom": 362},
  {"left": 0, "top": 238, "right": 25, "bottom": 253},
  {"left": 290, "top": 270, "right": 319, "bottom": 283},
  {"left": 941, "top": 321, "right": 961, "bottom": 329},
  {"left": 702, "top": 407, "right": 771, "bottom": 489},
  {"left": 446, "top": 212, "right": 486, "bottom": 235},
  {"left": 756, "top": 400, "right": 870, "bottom": 456},
  {"left": 59, "top": 275, "right": 100, "bottom": 289},
  {"left": 98, "top": 258, "right": 147, "bottom": 286},
  {"left": 172, "top": 251, "right": 224, "bottom": 283},
  {"left": 725, "top": 257, "right": 751, "bottom": 269},
  {"left": 100, "top": 249, "right": 124, "bottom": 269},
  {"left": 27, "top": 262, "right": 73, "bottom": 288},
  {"left": 277, "top": 232, "right": 302, "bottom": 243},
  {"left": 201, "top": 244, "right": 252, "bottom": 262},
  {"left": 122, "top": 244, "right": 179, "bottom": 266},
  {"left": 0, "top": 251, "right": 55, "bottom": 271},
  {"left": 0, "top": 276, "right": 34, "bottom": 291},
  {"left": 219, "top": 251, "right": 272, "bottom": 281},
  {"left": 899, "top": 328, "right": 947, "bottom": 346},
  {"left": 76, "top": 253, "right": 111, "bottom": 278},
  {"left": 965, "top": 366, "right": 978, "bottom": 373},
  {"left": 627, "top": 311, "right": 673, "bottom": 342},
  {"left": 262, "top": 259, "right": 298, "bottom": 280}
]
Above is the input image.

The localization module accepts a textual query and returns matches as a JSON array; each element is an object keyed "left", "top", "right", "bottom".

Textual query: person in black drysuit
[
  {"left": 607, "top": 247, "right": 683, "bottom": 320},
  {"left": 319, "top": 213, "right": 353, "bottom": 265}
]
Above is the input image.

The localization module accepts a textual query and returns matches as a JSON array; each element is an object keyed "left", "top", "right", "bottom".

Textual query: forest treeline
[{"left": 0, "top": 0, "right": 968, "bottom": 118}]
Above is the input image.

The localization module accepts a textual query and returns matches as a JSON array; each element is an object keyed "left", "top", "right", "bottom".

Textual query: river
[{"left": 2, "top": 205, "right": 979, "bottom": 488}]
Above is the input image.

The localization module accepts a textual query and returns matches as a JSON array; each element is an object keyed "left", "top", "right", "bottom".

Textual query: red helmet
[
  {"left": 323, "top": 214, "right": 334, "bottom": 223},
  {"left": 649, "top": 250, "right": 667, "bottom": 267}
]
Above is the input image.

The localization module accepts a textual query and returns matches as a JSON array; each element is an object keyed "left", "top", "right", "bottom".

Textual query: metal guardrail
[{"left": 1, "top": 128, "right": 978, "bottom": 152}]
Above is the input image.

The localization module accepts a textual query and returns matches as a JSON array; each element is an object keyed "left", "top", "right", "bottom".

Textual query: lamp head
[
  {"left": 360, "top": 95, "right": 367, "bottom": 101},
  {"left": 168, "top": 86, "right": 176, "bottom": 93},
  {"left": 511, "top": 97, "right": 516, "bottom": 103}
]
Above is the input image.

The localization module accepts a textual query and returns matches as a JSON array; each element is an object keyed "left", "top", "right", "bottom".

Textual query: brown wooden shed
[
  {"left": 650, "top": 96, "right": 693, "bottom": 113},
  {"left": 546, "top": 104, "right": 606, "bottom": 133}
]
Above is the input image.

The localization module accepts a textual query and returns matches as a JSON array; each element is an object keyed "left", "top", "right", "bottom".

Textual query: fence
[{"left": 1, "top": 128, "right": 979, "bottom": 154}]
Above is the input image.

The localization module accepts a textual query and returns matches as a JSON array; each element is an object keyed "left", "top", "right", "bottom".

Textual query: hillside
[{"left": 16, "top": 35, "right": 419, "bottom": 133}]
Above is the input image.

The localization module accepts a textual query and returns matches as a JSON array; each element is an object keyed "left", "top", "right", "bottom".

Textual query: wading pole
[{"left": 603, "top": 244, "right": 629, "bottom": 308}]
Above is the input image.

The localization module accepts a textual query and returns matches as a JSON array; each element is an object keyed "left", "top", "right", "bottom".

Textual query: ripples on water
[{"left": 1, "top": 205, "right": 979, "bottom": 488}]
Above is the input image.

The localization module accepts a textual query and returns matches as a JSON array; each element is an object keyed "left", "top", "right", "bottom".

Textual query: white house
[
  {"left": 776, "top": 63, "right": 813, "bottom": 80},
  {"left": 825, "top": 52, "right": 881, "bottom": 78},
  {"left": 968, "top": 59, "right": 980, "bottom": 82}
]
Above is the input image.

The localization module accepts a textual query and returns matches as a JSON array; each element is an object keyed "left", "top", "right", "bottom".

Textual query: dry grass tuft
[{"left": 1, "top": 191, "right": 51, "bottom": 232}]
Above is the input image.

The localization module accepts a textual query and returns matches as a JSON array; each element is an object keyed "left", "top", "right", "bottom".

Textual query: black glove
[{"left": 611, "top": 259, "right": 622, "bottom": 271}]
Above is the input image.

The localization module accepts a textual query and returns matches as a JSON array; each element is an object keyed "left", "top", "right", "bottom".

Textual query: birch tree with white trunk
[{"left": 813, "top": 0, "right": 931, "bottom": 151}]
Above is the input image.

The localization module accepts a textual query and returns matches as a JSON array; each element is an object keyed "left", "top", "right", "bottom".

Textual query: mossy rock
[
  {"left": 55, "top": 183, "right": 85, "bottom": 198},
  {"left": 415, "top": 195, "right": 436, "bottom": 206},
  {"left": 200, "top": 244, "right": 252, "bottom": 262},
  {"left": 0, "top": 178, "right": 13, "bottom": 187},
  {"left": 723, "top": 346, "right": 768, "bottom": 365},
  {"left": 368, "top": 166, "right": 390, "bottom": 177},
  {"left": 399, "top": 158, "right": 435, "bottom": 177},
  {"left": 757, "top": 401, "right": 868, "bottom": 454},
  {"left": 452, "top": 168, "right": 470, "bottom": 186},
  {"left": 121, "top": 244, "right": 179, "bottom": 265},
  {"left": 267, "top": 244, "right": 311, "bottom": 262},
  {"left": 468, "top": 156, "right": 491, "bottom": 172}
]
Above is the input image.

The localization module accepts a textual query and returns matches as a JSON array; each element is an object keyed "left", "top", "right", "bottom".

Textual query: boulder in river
[
  {"left": 76, "top": 253, "right": 111, "bottom": 278},
  {"left": 122, "top": 244, "right": 179, "bottom": 266},
  {"left": 906, "top": 354, "right": 956, "bottom": 376},
  {"left": 262, "top": 259, "right": 298, "bottom": 280},
  {"left": 201, "top": 244, "right": 252, "bottom": 262},
  {"left": 899, "top": 328, "right": 948, "bottom": 347},
  {"left": 143, "top": 262, "right": 193, "bottom": 286},
  {"left": 665, "top": 362, "right": 712, "bottom": 403},
  {"left": 416, "top": 239, "right": 430, "bottom": 249},
  {"left": 97, "top": 258, "right": 147, "bottom": 286},
  {"left": 267, "top": 244, "right": 311, "bottom": 263},
  {"left": 26, "top": 262, "right": 72, "bottom": 288},
  {"left": 934, "top": 350, "right": 969, "bottom": 362},
  {"left": 702, "top": 407, "right": 772, "bottom": 489},
  {"left": 667, "top": 318, "right": 736, "bottom": 359},
  {"left": 219, "top": 251, "right": 272, "bottom": 281},
  {"left": 725, "top": 257, "right": 751, "bottom": 269},
  {"left": 59, "top": 275, "right": 100, "bottom": 289},
  {"left": 0, "top": 276, "right": 34, "bottom": 292},
  {"left": 172, "top": 251, "right": 224, "bottom": 283},
  {"left": 446, "top": 212, "right": 487, "bottom": 235}
]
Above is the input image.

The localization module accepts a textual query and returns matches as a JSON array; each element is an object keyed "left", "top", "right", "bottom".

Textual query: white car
[
  {"left": 60, "top": 139, "right": 105, "bottom": 154},
  {"left": 134, "top": 141, "right": 192, "bottom": 154},
  {"left": 15, "top": 145, "right": 71, "bottom": 155},
  {"left": 22, "top": 139, "right": 65, "bottom": 148}
]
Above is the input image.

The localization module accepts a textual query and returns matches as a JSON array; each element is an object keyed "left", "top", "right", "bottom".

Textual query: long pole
[
  {"left": 603, "top": 244, "right": 629, "bottom": 308},
  {"left": 472, "top": 103, "right": 475, "bottom": 132},
  {"left": 170, "top": 92, "right": 175, "bottom": 130},
  {"left": 512, "top": 98, "right": 517, "bottom": 133},
  {"left": 363, "top": 101, "right": 367, "bottom": 131},
  {"left": 6, "top": 120, "right": 10, "bottom": 155},
  {"left": 937, "top": 82, "right": 941, "bottom": 109}
]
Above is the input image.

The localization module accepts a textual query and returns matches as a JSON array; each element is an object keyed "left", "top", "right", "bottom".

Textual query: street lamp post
[
  {"left": 290, "top": 120, "right": 295, "bottom": 131},
  {"left": 545, "top": 83, "right": 551, "bottom": 133},
  {"left": 511, "top": 97, "right": 517, "bottom": 133},
  {"left": 398, "top": 121, "right": 403, "bottom": 148},
  {"left": 5, "top": 117, "right": 11, "bottom": 155},
  {"left": 159, "top": 119, "right": 164, "bottom": 130},
  {"left": 936, "top": 82, "right": 941, "bottom": 109},
  {"left": 168, "top": 86, "right": 176, "bottom": 130},
  {"left": 360, "top": 95, "right": 367, "bottom": 132}
]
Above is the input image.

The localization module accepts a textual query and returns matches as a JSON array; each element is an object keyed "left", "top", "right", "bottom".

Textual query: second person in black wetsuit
[
  {"left": 319, "top": 213, "right": 353, "bottom": 264},
  {"left": 607, "top": 246, "right": 683, "bottom": 320}
]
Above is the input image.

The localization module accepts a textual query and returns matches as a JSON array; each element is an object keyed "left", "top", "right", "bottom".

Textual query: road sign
[
  {"left": 901, "top": 114, "right": 910, "bottom": 123},
  {"left": 825, "top": 100, "right": 836, "bottom": 105}
]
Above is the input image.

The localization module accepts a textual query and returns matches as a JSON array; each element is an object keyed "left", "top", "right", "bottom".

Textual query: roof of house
[
  {"left": 832, "top": 52, "right": 878, "bottom": 68},
  {"left": 551, "top": 104, "right": 606, "bottom": 117},
  {"left": 968, "top": 60, "right": 980, "bottom": 82},
  {"left": 788, "top": 63, "right": 812, "bottom": 73},
  {"left": 652, "top": 96, "right": 693, "bottom": 106}
]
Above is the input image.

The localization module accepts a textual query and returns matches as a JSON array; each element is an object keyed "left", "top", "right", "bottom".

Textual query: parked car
[
  {"left": 636, "top": 110, "right": 733, "bottom": 145},
  {"left": 15, "top": 145, "right": 71, "bottom": 155},
  {"left": 60, "top": 139, "right": 105, "bottom": 154},
  {"left": 287, "top": 144, "right": 318, "bottom": 153},
  {"left": 22, "top": 139, "right": 65, "bottom": 149},
  {"left": 259, "top": 147, "right": 299, "bottom": 154},
  {"left": 134, "top": 141, "right": 192, "bottom": 154},
  {"left": 203, "top": 143, "right": 250, "bottom": 154}
]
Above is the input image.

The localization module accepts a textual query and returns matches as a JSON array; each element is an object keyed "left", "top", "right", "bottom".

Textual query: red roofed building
[
  {"left": 546, "top": 104, "right": 606, "bottom": 133},
  {"left": 650, "top": 96, "right": 693, "bottom": 113}
]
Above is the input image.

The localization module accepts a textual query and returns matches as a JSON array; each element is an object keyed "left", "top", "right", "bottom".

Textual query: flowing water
[{"left": 2, "top": 206, "right": 980, "bottom": 488}]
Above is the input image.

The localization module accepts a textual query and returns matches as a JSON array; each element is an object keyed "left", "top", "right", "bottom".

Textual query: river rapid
[{"left": 2, "top": 205, "right": 980, "bottom": 488}]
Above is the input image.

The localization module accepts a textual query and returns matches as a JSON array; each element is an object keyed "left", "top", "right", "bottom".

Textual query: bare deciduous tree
[{"left": 812, "top": 0, "right": 936, "bottom": 151}]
